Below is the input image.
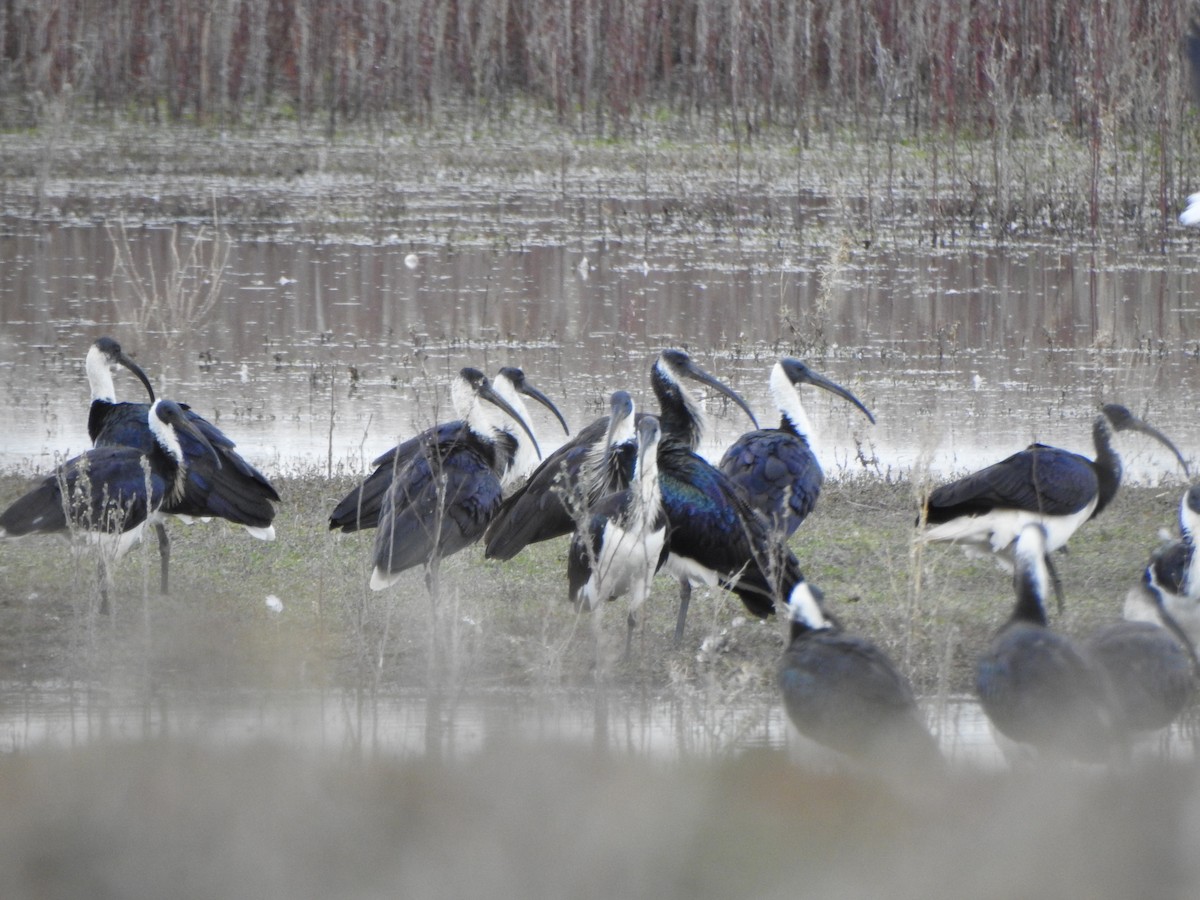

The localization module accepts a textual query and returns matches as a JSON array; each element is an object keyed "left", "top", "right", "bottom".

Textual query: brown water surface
[{"left": 2, "top": 222, "right": 1199, "bottom": 482}]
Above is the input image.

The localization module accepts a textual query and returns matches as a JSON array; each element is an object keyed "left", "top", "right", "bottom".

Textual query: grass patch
[{"left": 0, "top": 470, "right": 1183, "bottom": 702}]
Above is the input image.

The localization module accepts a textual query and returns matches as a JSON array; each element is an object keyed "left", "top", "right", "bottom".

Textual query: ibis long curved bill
[
  {"left": 476, "top": 374, "right": 542, "bottom": 460},
  {"left": 90, "top": 336, "right": 158, "bottom": 404},
  {"left": 780, "top": 357, "right": 875, "bottom": 425},
  {"left": 660, "top": 348, "right": 759, "bottom": 431},
  {"left": 1101, "top": 404, "right": 1190, "bottom": 477},
  {"left": 498, "top": 366, "right": 570, "bottom": 436}
]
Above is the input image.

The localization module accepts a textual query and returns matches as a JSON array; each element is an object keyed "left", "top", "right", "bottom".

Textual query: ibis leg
[
  {"left": 673, "top": 580, "right": 691, "bottom": 647},
  {"left": 97, "top": 560, "right": 110, "bottom": 616},
  {"left": 154, "top": 522, "right": 171, "bottom": 594},
  {"left": 1045, "top": 552, "right": 1065, "bottom": 613}
]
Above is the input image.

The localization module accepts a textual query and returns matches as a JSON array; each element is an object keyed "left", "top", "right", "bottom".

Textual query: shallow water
[
  {"left": 2, "top": 223, "right": 1199, "bottom": 483},
  {"left": 2, "top": 679, "right": 1195, "bottom": 771}
]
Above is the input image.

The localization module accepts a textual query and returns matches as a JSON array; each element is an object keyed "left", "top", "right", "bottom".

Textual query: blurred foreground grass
[{"left": 0, "top": 736, "right": 1196, "bottom": 900}]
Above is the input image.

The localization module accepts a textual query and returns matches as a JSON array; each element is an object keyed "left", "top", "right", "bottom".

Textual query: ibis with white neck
[
  {"left": 720, "top": 358, "right": 875, "bottom": 537},
  {"left": 974, "top": 523, "right": 1117, "bottom": 763},
  {"left": 331, "top": 366, "right": 565, "bottom": 534},
  {"left": 778, "top": 581, "right": 940, "bottom": 772},
  {"left": 369, "top": 368, "right": 541, "bottom": 591},
  {"left": 484, "top": 349, "right": 756, "bottom": 561},
  {"left": 1, "top": 399, "right": 219, "bottom": 609},
  {"left": 83, "top": 336, "right": 279, "bottom": 593},
  {"left": 568, "top": 415, "right": 668, "bottom": 655}
]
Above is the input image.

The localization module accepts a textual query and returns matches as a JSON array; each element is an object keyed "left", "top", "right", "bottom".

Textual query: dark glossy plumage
[
  {"left": 721, "top": 427, "right": 822, "bottom": 533},
  {"left": 567, "top": 417, "right": 668, "bottom": 652},
  {"left": 484, "top": 393, "right": 640, "bottom": 560},
  {"left": 0, "top": 445, "right": 168, "bottom": 540},
  {"left": 926, "top": 443, "right": 1099, "bottom": 521},
  {"left": 331, "top": 367, "right": 563, "bottom": 534},
  {"left": 371, "top": 423, "right": 507, "bottom": 583},
  {"left": 658, "top": 439, "right": 796, "bottom": 618},
  {"left": 1, "top": 400, "right": 215, "bottom": 554},
  {"left": 330, "top": 422, "right": 463, "bottom": 533},
  {"left": 485, "top": 350, "right": 759, "bottom": 564},
  {"left": 368, "top": 368, "right": 539, "bottom": 590},
  {"left": 86, "top": 338, "right": 279, "bottom": 532},
  {"left": 778, "top": 583, "right": 940, "bottom": 770},
  {"left": 923, "top": 404, "right": 1188, "bottom": 560},
  {"left": 720, "top": 358, "right": 874, "bottom": 537},
  {"left": 625, "top": 353, "right": 816, "bottom": 621},
  {"left": 974, "top": 524, "right": 1117, "bottom": 762}
]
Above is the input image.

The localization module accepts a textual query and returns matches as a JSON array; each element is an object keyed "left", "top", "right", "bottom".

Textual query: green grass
[{"left": 0, "top": 471, "right": 1184, "bottom": 701}]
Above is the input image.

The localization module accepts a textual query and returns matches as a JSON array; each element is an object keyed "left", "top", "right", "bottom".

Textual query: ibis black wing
[
  {"left": 483, "top": 419, "right": 611, "bottom": 559},
  {"left": 372, "top": 441, "right": 504, "bottom": 577},
  {"left": 659, "top": 444, "right": 802, "bottom": 618},
  {"left": 925, "top": 445, "right": 1098, "bottom": 522},
  {"left": 0, "top": 447, "right": 166, "bottom": 536},
  {"left": 330, "top": 422, "right": 464, "bottom": 532},
  {"left": 719, "top": 428, "right": 822, "bottom": 536}
]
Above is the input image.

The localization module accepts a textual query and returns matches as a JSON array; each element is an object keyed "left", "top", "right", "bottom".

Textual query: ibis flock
[{"left": 2, "top": 337, "right": 1198, "bottom": 771}]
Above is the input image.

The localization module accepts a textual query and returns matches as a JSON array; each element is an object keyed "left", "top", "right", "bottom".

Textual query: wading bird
[
  {"left": 1141, "top": 485, "right": 1200, "bottom": 644},
  {"left": 484, "top": 348, "right": 757, "bottom": 561},
  {"left": 975, "top": 523, "right": 1117, "bottom": 763},
  {"left": 369, "top": 368, "right": 540, "bottom": 592},
  {"left": 1, "top": 399, "right": 220, "bottom": 611},
  {"left": 921, "top": 404, "right": 1188, "bottom": 592},
  {"left": 329, "top": 366, "right": 566, "bottom": 533},
  {"left": 719, "top": 357, "right": 875, "bottom": 538},
  {"left": 778, "top": 582, "right": 940, "bottom": 773},
  {"left": 84, "top": 337, "right": 279, "bottom": 593},
  {"left": 1086, "top": 571, "right": 1198, "bottom": 740},
  {"left": 568, "top": 415, "right": 668, "bottom": 655},
  {"left": 482, "top": 390, "right": 640, "bottom": 558},
  {"left": 641, "top": 351, "right": 827, "bottom": 635}
]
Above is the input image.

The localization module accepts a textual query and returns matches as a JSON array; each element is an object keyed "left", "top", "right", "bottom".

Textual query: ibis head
[
  {"left": 456, "top": 367, "right": 541, "bottom": 460},
  {"left": 496, "top": 366, "right": 569, "bottom": 435},
  {"left": 1101, "top": 404, "right": 1189, "bottom": 476},
  {"left": 777, "top": 357, "right": 875, "bottom": 425},
  {"left": 87, "top": 336, "right": 156, "bottom": 403}
]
